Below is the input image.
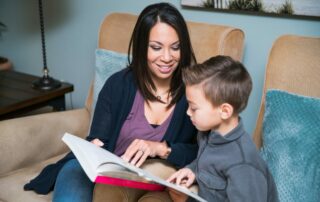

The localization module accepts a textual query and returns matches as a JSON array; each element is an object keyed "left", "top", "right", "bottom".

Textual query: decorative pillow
[
  {"left": 260, "top": 89, "right": 320, "bottom": 202},
  {"left": 93, "top": 49, "right": 129, "bottom": 109}
]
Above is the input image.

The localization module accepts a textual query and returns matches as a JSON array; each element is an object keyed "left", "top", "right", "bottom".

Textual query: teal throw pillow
[
  {"left": 93, "top": 49, "right": 129, "bottom": 109},
  {"left": 260, "top": 89, "right": 320, "bottom": 202}
]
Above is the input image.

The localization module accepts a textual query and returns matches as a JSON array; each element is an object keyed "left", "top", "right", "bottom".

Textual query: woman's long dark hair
[{"left": 128, "top": 2, "right": 196, "bottom": 108}]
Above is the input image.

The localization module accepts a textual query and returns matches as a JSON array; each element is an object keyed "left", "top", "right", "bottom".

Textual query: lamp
[{"left": 33, "top": 0, "right": 61, "bottom": 90}]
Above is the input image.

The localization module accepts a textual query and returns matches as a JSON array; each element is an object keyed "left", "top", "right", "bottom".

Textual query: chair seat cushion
[{"left": 260, "top": 89, "right": 320, "bottom": 202}]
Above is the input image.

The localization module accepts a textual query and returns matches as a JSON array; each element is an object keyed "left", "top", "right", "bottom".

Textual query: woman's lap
[
  {"left": 52, "top": 158, "right": 178, "bottom": 202},
  {"left": 52, "top": 159, "right": 94, "bottom": 202}
]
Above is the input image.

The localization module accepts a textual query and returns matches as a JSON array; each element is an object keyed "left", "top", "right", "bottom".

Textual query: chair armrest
[{"left": 0, "top": 108, "right": 91, "bottom": 175}]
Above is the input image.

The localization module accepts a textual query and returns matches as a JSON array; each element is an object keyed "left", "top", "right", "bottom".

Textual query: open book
[{"left": 62, "top": 133, "right": 206, "bottom": 202}]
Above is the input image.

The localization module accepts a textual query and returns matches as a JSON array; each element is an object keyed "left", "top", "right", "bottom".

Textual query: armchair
[
  {"left": 0, "top": 12, "right": 244, "bottom": 202},
  {"left": 253, "top": 35, "right": 320, "bottom": 201}
]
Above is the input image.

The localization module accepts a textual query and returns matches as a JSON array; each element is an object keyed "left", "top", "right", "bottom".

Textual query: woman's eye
[
  {"left": 171, "top": 45, "right": 180, "bottom": 51},
  {"left": 150, "top": 45, "right": 161, "bottom": 51}
]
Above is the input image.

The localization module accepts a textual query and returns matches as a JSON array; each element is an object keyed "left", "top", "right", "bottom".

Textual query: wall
[{"left": 0, "top": 0, "right": 319, "bottom": 134}]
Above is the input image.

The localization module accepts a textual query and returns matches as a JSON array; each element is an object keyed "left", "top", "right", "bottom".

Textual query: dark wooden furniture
[{"left": 0, "top": 70, "right": 74, "bottom": 120}]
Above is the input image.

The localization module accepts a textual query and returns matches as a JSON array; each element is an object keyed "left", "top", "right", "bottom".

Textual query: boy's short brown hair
[{"left": 182, "top": 55, "right": 252, "bottom": 114}]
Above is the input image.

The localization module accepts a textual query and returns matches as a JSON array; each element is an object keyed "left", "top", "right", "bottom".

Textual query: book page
[
  {"left": 62, "top": 133, "right": 101, "bottom": 181},
  {"left": 62, "top": 133, "right": 153, "bottom": 182},
  {"left": 62, "top": 133, "right": 207, "bottom": 202},
  {"left": 97, "top": 163, "right": 147, "bottom": 181}
]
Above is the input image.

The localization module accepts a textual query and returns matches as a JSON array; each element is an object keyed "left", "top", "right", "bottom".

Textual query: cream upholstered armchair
[
  {"left": 0, "top": 13, "right": 244, "bottom": 202},
  {"left": 253, "top": 35, "right": 320, "bottom": 201}
]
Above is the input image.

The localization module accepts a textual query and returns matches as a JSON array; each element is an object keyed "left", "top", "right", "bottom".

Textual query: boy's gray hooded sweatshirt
[{"left": 187, "top": 120, "right": 278, "bottom": 202}]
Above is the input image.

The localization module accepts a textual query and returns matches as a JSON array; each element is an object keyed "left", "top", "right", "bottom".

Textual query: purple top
[{"left": 114, "top": 90, "right": 173, "bottom": 156}]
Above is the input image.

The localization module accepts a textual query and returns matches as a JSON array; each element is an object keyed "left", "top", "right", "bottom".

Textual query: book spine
[{"left": 95, "top": 176, "right": 165, "bottom": 191}]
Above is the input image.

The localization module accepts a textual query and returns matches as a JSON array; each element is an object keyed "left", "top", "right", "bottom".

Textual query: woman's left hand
[{"left": 121, "top": 139, "right": 168, "bottom": 167}]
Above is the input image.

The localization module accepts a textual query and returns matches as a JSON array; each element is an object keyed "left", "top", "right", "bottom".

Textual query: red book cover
[{"left": 95, "top": 175, "right": 165, "bottom": 191}]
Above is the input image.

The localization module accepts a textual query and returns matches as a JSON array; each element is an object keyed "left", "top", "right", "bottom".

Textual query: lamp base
[{"left": 33, "top": 75, "right": 61, "bottom": 91}]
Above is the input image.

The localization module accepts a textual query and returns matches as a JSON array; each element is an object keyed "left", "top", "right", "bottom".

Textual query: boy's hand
[
  {"left": 166, "top": 168, "right": 195, "bottom": 202},
  {"left": 167, "top": 168, "right": 195, "bottom": 187}
]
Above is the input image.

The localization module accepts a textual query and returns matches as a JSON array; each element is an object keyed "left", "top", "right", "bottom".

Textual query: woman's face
[{"left": 147, "top": 22, "right": 180, "bottom": 83}]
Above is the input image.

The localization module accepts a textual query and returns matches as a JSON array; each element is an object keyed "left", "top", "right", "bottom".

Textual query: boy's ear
[{"left": 220, "top": 103, "right": 234, "bottom": 120}]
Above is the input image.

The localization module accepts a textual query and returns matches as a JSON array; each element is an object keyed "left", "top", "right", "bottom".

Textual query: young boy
[{"left": 167, "top": 56, "right": 278, "bottom": 202}]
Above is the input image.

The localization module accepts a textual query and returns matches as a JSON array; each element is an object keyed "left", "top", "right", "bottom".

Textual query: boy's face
[{"left": 186, "top": 84, "right": 222, "bottom": 131}]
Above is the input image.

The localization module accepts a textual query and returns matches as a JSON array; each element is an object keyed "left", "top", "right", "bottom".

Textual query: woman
[{"left": 26, "top": 3, "right": 198, "bottom": 202}]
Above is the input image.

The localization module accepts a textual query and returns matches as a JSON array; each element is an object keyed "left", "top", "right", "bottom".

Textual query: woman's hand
[
  {"left": 121, "top": 139, "right": 170, "bottom": 167},
  {"left": 91, "top": 138, "right": 104, "bottom": 147}
]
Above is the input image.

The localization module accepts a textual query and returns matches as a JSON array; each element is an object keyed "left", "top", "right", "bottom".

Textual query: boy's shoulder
[
  {"left": 235, "top": 130, "right": 270, "bottom": 173},
  {"left": 214, "top": 120, "right": 268, "bottom": 172}
]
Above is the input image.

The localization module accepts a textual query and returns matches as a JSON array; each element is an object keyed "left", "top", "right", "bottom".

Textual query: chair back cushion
[
  {"left": 260, "top": 89, "right": 320, "bottom": 202},
  {"left": 92, "top": 49, "right": 129, "bottom": 110}
]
